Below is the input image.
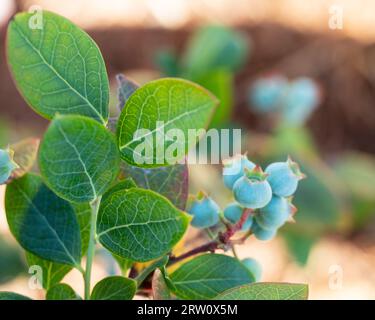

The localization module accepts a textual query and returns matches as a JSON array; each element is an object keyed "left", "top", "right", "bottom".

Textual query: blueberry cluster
[
  {"left": 249, "top": 74, "right": 321, "bottom": 126},
  {"left": 188, "top": 154, "right": 304, "bottom": 242},
  {"left": 0, "top": 148, "right": 18, "bottom": 184}
]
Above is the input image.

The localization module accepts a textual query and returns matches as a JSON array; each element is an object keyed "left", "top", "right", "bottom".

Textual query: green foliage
[
  {"left": 135, "top": 256, "right": 168, "bottom": 286},
  {"left": 0, "top": 292, "right": 31, "bottom": 300},
  {"left": 46, "top": 283, "right": 81, "bottom": 300},
  {"left": 182, "top": 25, "right": 248, "bottom": 79},
  {"left": 334, "top": 152, "right": 375, "bottom": 229},
  {"left": 26, "top": 252, "right": 72, "bottom": 290},
  {"left": 7, "top": 11, "right": 109, "bottom": 124},
  {"left": 168, "top": 254, "right": 255, "bottom": 299},
  {"left": 97, "top": 188, "right": 189, "bottom": 262},
  {"left": 2, "top": 10, "right": 308, "bottom": 301},
  {"left": 5, "top": 174, "right": 81, "bottom": 266},
  {"left": 91, "top": 276, "right": 136, "bottom": 300},
  {"left": 215, "top": 283, "right": 308, "bottom": 300},
  {"left": 117, "top": 78, "right": 218, "bottom": 167},
  {"left": 122, "top": 162, "right": 188, "bottom": 210},
  {"left": 39, "top": 115, "right": 120, "bottom": 203}
]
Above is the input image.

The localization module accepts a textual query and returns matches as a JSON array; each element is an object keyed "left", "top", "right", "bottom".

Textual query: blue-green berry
[
  {"left": 251, "top": 221, "right": 277, "bottom": 241},
  {"left": 223, "top": 154, "right": 256, "bottom": 190},
  {"left": 281, "top": 77, "right": 320, "bottom": 126},
  {"left": 255, "top": 195, "right": 289, "bottom": 230},
  {"left": 249, "top": 74, "right": 288, "bottom": 113},
  {"left": 188, "top": 194, "right": 220, "bottom": 229},
  {"left": 242, "top": 258, "right": 262, "bottom": 281},
  {"left": 265, "top": 158, "right": 304, "bottom": 197},
  {"left": 223, "top": 203, "right": 253, "bottom": 231},
  {"left": 233, "top": 166, "right": 272, "bottom": 209},
  {"left": 0, "top": 148, "right": 18, "bottom": 184}
]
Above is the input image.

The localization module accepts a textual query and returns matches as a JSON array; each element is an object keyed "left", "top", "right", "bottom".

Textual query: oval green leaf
[
  {"left": 117, "top": 78, "right": 218, "bottom": 167},
  {"left": 215, "top": 283, "right": 308, "bottom": 300},
  {"left": 169, "top": 254, "right": 255, "bottom": 300},
  {"left": 97, "top": 188, "right": 190, "bottom": 262},
  {"left": 7, "top": 11, "right": 109, "bottom": 124},
  {"left": 91, "top": 276, "right": 136, "bottom": 300},
  {"left": 26, "top": 252, "right": 72, "bottom": 290},
  {"left": 46, "top": 283, "right": 81, "bottom": 300},
  {"left": 39, "top": 115, "right": 120, "bottom": 203},
  {"left": 5, "top": 173, "right": 81, "bottom": 266}
]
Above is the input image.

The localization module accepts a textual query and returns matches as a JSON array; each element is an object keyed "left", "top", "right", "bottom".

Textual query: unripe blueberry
[
  {"left": 281, "top": 77, "right": 320, "bottom": 126},
  {"left": 188, "top": 193, "right": 220, "bottom": 229},
  {"left": 251, "top": 221, "right": 277, "bottom": 241},
  {"left": 0, "top": 148, "right": 18, "bottom": 184},
  {"left": 222, "top": 154, "right": 256, "bottom": 190},
  {"left": 223, "top": 203, "right": 253, "bottom": 231},
  {"left": 265, "top": 157, "right": 305, "bottom": 197},
  {"left": 255, "top": 195, "right": 289, "bottom": 230},
  {"left": 242, "top": 258, "right": 262, "bottom": 281},
  {"left": 249, "top": 74, "right": 288, "bottom": 113},
  {"left": 233, "top": 166, "right": 272, "bottom": 209}
]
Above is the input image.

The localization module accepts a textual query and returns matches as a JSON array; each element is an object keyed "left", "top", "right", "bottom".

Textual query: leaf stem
[
  {"left": 84, "top": 196, "right": 101, "bottom": 300},
  {"left": 168, "top": 208, "right": 253, "bottom": 266}
]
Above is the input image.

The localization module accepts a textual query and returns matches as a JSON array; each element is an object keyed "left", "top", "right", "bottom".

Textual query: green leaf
[
  {"left": 112, "top": 254, "right": 133, "bottom": 275},
  {"left": 7, "top": 11, "right": 109, "bottom": 124},
  {"left": 152, "top": 268, "right": 171, "bottom": 300},
  {"left": 182, "top": 25, "right": 249, "bottom": 79},
  {"left": 46, "top": 283, "right": 81, "bottom": 300},
  {"left": 26, "top": 252, "right": 72, "bottom": 290},
  {"left": 97, "top": 188, "right": 190, "bottom": 262},
  {"left": 215, "top": 283, "right": 308, "bottom": 300},
  {"left": 72, "top": 202, "right": 91, "bottom": 255},
  {"left": 5, "top": 173, "right": 81, "bottom": 266},
  {"left": 117, "top": 78, "right": 218, "bottom": 167},
  {"left": 195, "top": 69, "right": 233, "bottom": 128},
  {"left": 135, "top": 256, "right": 168, "bottom": 286},
  {"left": 0, "top": 292, "right": 31, "bottom": 300},
  {"left": 116, "top": 74, "right": 139, "bottom": 111},
  {"left": 292, "top": 162, "right": 341, "bottom": 233},
  {"left": 169, "top": 254, "right": 255, "bottom": 299},
  {"left": 91, "top": 276, "right": 136, "bottom": 300},
  {"left": 101, "top": 178, "right": 137, "bottom": 203},
  {"left": 39, "top": 115, "right": 120, "bottom": 203},
  {"left": 155, "top": 49, "right": 180, "bottom": 77},
  {"left": 122, "top": 162, "right": 188, "bottom": 210},
  {"left": 282, "top": 232, "right": 316, "bottom": 266},
  {"left": 9, "top": 137, "right": 40, "bottom": 180}
]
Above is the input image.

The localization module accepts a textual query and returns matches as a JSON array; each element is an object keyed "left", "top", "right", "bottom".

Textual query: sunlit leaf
[
  {"left": 97, "top": 188, "right": 189, "bottom": 262},
  {"left": 215, "top": 283, "right": 308, "bottom": 300},
  {"left": 91, "top": 276, "right": 136, "bottom": 300},
  {"left": 7, "top": 11, "right": 109, "bottom": 124},
  {"left": 169, "top": 254, "right": 255, "bottom": 299},
  {"left": 117, "top": 78, "right": 218, "bottom": 167},
  {"left": 39, "top": 115, "right": 120, "bottom": 203}
]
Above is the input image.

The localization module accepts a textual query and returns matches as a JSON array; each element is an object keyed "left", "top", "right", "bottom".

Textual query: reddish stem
[{"left": 168, "top": 208, "right": 253, "bottom": 266}]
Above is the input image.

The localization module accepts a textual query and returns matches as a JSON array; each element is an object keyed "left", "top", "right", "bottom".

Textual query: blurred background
[{"left": 1, "top": 0, "right": 375, "bottom": 299}]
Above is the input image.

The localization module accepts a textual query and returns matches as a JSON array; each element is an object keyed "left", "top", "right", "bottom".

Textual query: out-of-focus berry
[{"left": 223, "top": 202, "right": 253, "bottom": 231}]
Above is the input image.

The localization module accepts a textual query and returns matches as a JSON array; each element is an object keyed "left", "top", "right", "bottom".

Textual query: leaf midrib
[{"left": 119, "top": 101, "right": 213, "bottom": 150}]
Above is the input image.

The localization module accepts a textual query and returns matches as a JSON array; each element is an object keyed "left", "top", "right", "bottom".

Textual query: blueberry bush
[{"left": 0, "top": 11, "right": 308, "bottom": 300}]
